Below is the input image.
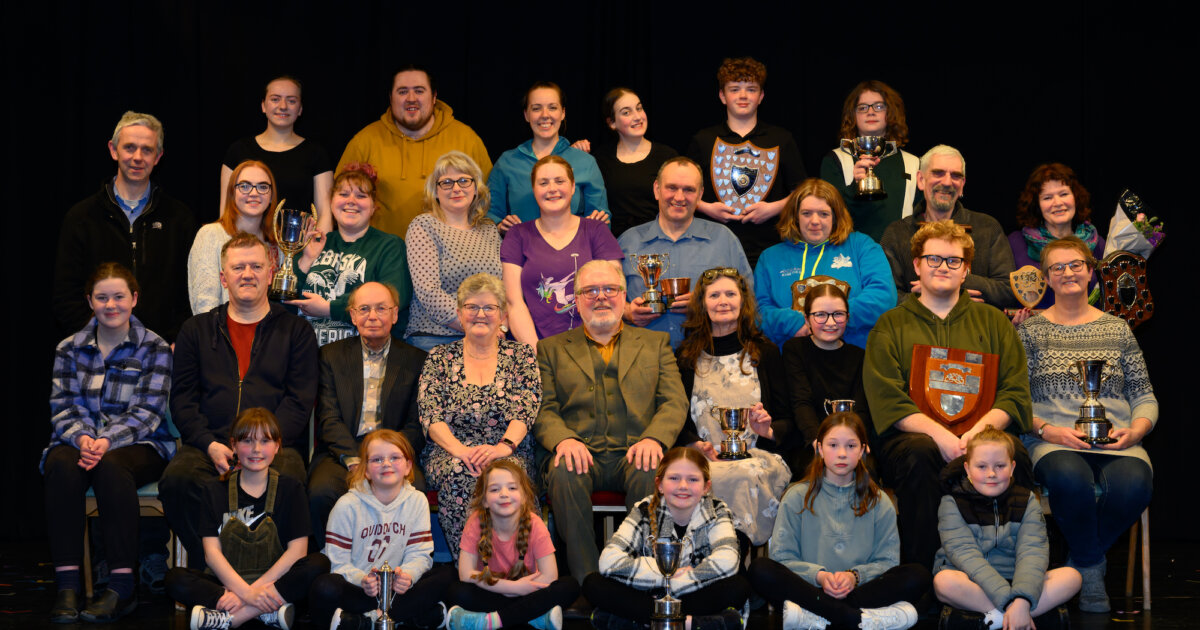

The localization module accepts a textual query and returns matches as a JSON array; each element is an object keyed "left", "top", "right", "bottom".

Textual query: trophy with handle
[
  {"left": 823, "top": 399, "right": 856, "bottom": 416},
  {"left": 636, "top": 254, "right": 670, "bottom": 314},
  {"left": 709, "top": 407, "right": 752, "bottom": 460},
  {"left": 838, "top": 136, "right": 898, "bottom": 200},
  {"left": 374, "top": 560, "right": 396, "bottom": 630},
  {"left": 268, "top": 199, "right": 319, "bottom": 301},
  {"left": 650, "top": 537, "right": 685, "bottom": 630},
  {"left": 1072, "top": 359, "right": 1116, "bottom": 444}
]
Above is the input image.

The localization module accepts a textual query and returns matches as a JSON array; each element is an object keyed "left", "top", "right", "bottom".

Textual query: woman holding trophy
[
  {"left": 674, "top": 267, "right": 791, "bottom": 547},
  {"left": 818, "top": 80, "right": 919, "bottom": 242},
  {"left": 188, "top": 159, "right": 282, "bottom": 314},
  {"left": 501, "top": 155, "right": 622, "bottom": 347},
  {"left": 1016, "top": 237, "right": 1156, "bottom": 613},
  {"left": 754, "top": 178, "right": 895, "bottom": 350},
  {"left": 288, "top": 163, "right": 412, "bottom": 346}
]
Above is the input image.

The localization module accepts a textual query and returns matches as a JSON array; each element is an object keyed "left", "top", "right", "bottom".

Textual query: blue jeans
[
  {"left": 1034, "top": 450, "right": 1152, "bottom": 567},
  {"left": 404, "top": 333, "right": 462, "bottom": 352}
]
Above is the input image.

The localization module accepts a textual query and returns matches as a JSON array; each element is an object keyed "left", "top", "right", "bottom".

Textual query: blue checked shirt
[{"left": 43, "top": 315, "right": 175, "bottom": 470}]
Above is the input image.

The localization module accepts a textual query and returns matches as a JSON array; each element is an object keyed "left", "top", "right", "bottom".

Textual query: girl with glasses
[
  {"left": 404, "top": 151, "right": 502, "bottom": 352},
  {"left": 417, "top": 274, "right": 542, "bottom": 559},
  {"left": 188, "top": 160, "right": 283, "bottom": 314},
  {"left": 818, "top": 80, "right": 919, "bottom": 243},
  {"left": 287, "top": 163, "right": 413, "bottom": 346},
  {"left": 674, "top": 268, "right": 792, "bottom": 548}
]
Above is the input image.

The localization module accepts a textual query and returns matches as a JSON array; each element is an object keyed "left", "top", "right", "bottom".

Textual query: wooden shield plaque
[
  {"left": 791, "top": 275, "right": 852, "bottom": 312},
  {"left": 908, "top": 345, "right": 999, "bottom": 436},
  {"left": 1009, "top": 265, "right": 1047, "bottom": 309},
  {"left": 1097, "top": 250, "right": 1153, "bottom": 330}
]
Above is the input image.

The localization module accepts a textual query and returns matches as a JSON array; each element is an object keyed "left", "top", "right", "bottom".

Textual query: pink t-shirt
[{"left": 459, "top": 511, "right": 555, "bottom": 575}]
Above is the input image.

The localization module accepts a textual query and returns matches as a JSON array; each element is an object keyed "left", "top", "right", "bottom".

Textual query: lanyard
[{"left": 800, "top": 241, "right": 827, "bottom": 279}]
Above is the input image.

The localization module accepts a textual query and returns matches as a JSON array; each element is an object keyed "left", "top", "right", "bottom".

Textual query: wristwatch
[{"left": 1036, "top": 423, "right": 1046, "bottom": 438}]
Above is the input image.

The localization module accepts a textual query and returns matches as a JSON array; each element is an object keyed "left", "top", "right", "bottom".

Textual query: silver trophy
[
  {"left": 268, "top": 200, "right": 320, "bottom": 301},
  {"left": 651, "top": 537, "right": 684, "bottom": 630},
  {"left": 838, "top": 136, "right": 898, "bottom": 200},
  {"left": 710, "top": 407, "right": 751, "bottom": 460},
  {"left": 1072, "top": 360, "right": 1115, "bottom": 444},
  {"left": 635, "top": 254, "right": 670, "bottom": 314},
  {"left": 824, "top": 399, "right": 856, "bottom": 416},
  {"left": 374, "top": 560, "right": 396, "bottom": 630}
]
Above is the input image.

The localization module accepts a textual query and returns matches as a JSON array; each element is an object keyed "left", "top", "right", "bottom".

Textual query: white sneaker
[
  {"left": 859, "top": 601, "right": 918, "bottom": 630},
  {"left": 982, "top": 608, "right": 1003, "bottom": 630},
  {"left": 782, "top": 600, "right": 830, "bottom": 630},
  {"left": 259, "top": 602, "right": 295, "bottom": 630},
  {"left": 190, "top": 605, "right": 233, "bottom": 630}
]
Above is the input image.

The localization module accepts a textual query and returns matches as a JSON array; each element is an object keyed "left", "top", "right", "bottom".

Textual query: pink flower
[{"left": 1136, "top": 212, "right": 1146, "bottom": 223}]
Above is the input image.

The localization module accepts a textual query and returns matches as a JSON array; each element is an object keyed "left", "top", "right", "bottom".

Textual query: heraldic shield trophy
[
  {"left": 839, "top": 136, "right": 898, "bottom": 200},
  {"left": 1072, "top": 359, "right": 1115, "bottom": 444},
  {"left": 709, "top": 407, "right": 752, "bottom": 460},
  {"left": 909, "top": 345, "right": 999, "bottom": 436},
  {"left": 651, "top": 537, "right": 685, "bottom": 630},
  {"left": 636, "top": 253, "right": 670, "bottom": 314},
  {"left": 374, "top": 560, "right": 396, "bottom": 630},
  {"left": 269, "top": 200, "right": 319, "bottom": 301}
]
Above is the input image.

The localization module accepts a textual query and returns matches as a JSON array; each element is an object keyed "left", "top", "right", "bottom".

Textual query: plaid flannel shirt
[
  {"left": 598, "top": 494, "right": 739, "bottom": 595},
  {"left": 43, "top": 315, "right": 174, "bottom": 470}
]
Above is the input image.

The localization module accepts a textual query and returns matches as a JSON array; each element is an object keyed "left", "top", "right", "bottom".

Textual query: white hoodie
[{"left": 324, "top": 479, "right": 434, "bottom": 586}]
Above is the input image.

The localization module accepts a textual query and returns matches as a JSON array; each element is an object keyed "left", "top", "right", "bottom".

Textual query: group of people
[{"left": 46, "top": 55, "right": 1155, "bottom": 630}]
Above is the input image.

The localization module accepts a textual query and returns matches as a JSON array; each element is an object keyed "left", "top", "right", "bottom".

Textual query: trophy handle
[
  {"left": 880, "top": 141, "right": 899, "bottom": 159},
  {"left": 299, "top": 203, "right": 320, "bottom": 250},
  {"left": 661, "top": 252, "right": 670, "bottom": 277},
  {"left": 839, "top": 138, "right": 857, "bottom": 156},
  {"left": 823, "top": 399, "right": 832, "bottom": 416},
  {"left": 1070, "top": 362, "right": 1084, "bottom": 389}
]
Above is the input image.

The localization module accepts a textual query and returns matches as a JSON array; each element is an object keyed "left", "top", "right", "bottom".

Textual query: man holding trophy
[
  {"left": 618, "top": 157, "right": 752, "bottom": 347},
  {"left": 864, "top": 220, "right": 1032, "bottom": 571},
  {"left": 160, "top": 233, "right": 319, "bottom": 568}
]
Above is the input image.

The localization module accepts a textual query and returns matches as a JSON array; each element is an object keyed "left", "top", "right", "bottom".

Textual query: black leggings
[
  {"left": 747, "top": 557, "right": 931, "bottom": 629},
  {"left": 164, "top": 552, "right": 330, "bottom": 608},
  {"left": 43, "top": 444, "right": 166, "bottom": 569},
  {"left": 447, "top": 577, "right": 580, "bottom": 626},
  {"left": 582, "top": 573, "right": 750, "bottom": 623},
  {"left": 309, "top": 564, "right": 455, "bottom": 628}
]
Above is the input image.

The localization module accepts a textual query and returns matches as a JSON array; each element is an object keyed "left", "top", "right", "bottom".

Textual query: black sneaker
[
  {"left": 937, "top": 606, "right": 987, "bottom": 630},
  {"left": 589, "top": 609, "right": 646, "bottom": 630},
  {"left": 49, "top": 589, "right": 81, "bottom": 624},
  {"left": 78, "top": 588, "right": 137, "bottom": 623}
]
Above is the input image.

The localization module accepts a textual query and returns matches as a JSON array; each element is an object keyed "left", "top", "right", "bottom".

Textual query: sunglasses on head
[{"left": 701, "top": 267, "right": 741, "bottom": 281}]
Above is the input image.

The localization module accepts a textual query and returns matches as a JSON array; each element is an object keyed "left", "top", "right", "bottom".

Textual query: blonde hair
[
  {"left": 467, "top": 460, "right": 538, "bottom": 585},
  {"left": 347, "top": 430, "right": 417, "bottom": 487},
  {"left": 423, "top": 151, "right": 493, "bottom": 228}
]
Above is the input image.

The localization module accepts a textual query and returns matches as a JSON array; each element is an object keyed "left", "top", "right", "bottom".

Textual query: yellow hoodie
[{"left": 337, "top": 101, "right": 492, "bottom": 239}]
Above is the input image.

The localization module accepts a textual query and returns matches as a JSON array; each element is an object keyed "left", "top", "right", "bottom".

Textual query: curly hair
[
  {"left": 1014, "top": 163, "right": 1092, "bottom": 229},
  {"left": 346, "top": 429, "right": 417, "bottom": 488},
  {"left": 910, "top": 219, "right": 975, "bottom": 268},
  {"left": 717, "top": 57, "right": 766, "bottom": 88},
  {"left": 777, "top": 179, "right": 854, "bottom": 245},
  {"left": 220, "top": 160, "right": 278, "bottom": 244},
  {"left": 800, "top": 412, "right": 880, "bottom": 517},
  {"left": 837, "top": 80, "right": 909, "bottom": 147},
  {"left": 467, "top": 460, "right": 538, "bottom": 585},
  {"left": 677, "top": 268, "right": 767, "bottom": 375},
  {"left": 648, "top": 447, "right": 712, "bottom": 537}
]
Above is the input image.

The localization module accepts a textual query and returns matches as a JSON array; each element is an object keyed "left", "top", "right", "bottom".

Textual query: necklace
[{"left": 465, "top": 344, "right": 497, "bottom": 360}]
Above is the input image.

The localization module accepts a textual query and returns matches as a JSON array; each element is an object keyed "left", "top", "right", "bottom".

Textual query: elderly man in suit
[
  {"left": 308, "top": 281, "right": 428, "bottom": 543},
  {"left": 534, "top": 259, "right": 688, "bottom": 592}
]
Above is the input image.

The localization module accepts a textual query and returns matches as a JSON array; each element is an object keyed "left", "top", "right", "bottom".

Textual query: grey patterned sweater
[{"left": 1016, "top": 313, "right": 1158, "bottom": 469}]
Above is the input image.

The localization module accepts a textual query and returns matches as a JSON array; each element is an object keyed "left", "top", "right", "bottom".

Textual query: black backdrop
[{"left": 6, "top": 1, "right": 1190, "bottom": 540}]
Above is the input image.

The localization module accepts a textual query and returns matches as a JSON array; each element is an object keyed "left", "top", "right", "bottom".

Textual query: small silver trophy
[
  {"left": 374, "top": 560, "right": 396, "bottom": 630},
  {"left": 1072, "top": 359, "right": 1115, "bottom": 444},
  {"left": 268, "top": 200, "right": 320, "bottom": 301},
  {"left": 710, "top": 407, "right": 751, "bottom": 460},
  {"left": 650, "top": 537, "right": 684, "bottom": 630},
  {"left": 824, "top": 399, "right": 856, "bottom": 416},
  {"left": 838, "top": 136, "right": 898, "bottom": 200},
  {"left": 635, "top": 254, "right": 670, "bottom": 314}
]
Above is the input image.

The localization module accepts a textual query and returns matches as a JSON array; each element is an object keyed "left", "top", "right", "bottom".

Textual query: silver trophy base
[
  {"left": 651, "top": 595, "right": 684, "bottom": 630},
  {"left": 375, "top": 618, "right": 396, "bottom": 630},
  {"left": 718, "top": 439, "right": 750, "bottom": 460},
  {"left": 1076, "top": 419, "right": 1116, "bottom": 445},
  {"left": 269, "top": 274, "right": 304, "bottom": 302},
  {"left": 643, "top": 289, "right": 666, "bottom": 314}
]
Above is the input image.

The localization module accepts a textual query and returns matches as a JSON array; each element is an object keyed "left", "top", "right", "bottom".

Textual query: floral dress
[
  {"left": 417, "top": 338, "right": 541, "bottom": 557},
  {"left": 691, "top": 352, "right": 791, "bottom": 545}
]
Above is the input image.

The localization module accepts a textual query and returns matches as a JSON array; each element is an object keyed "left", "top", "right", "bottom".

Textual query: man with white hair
[
  {"left": 533, "top": 259, "right": 687, "bottom": 593},
  {"left": 878, "top": 145, "right": 1017, "bottom": 309},
  {"left": 53, "top": 110, "right": 196, "bottom": 340}
]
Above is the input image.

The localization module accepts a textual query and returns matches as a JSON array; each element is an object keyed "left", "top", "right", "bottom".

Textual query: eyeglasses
[
  {"left": 461, "top": 304, "right": 501, "bottom": 315},
  {"left": 1048, "top": 259, "right": 1088, "bottom": 275},
  {"left": 367, "top": 455, "right": 406, "bottom": 467},
  {"left": 235, "top": 181, "right": 272, "bottom": 194},
  {"left": 436, "top": 177, "right": 476, "bottom": 190},
  {"left": 921, "top": 255, "right": 965, "bottom": 270},
  {"left": 808, "top": 310, "right": 848, "bottom": 323},
  {"left": 352, "top": 304, "right": 397, "bottom": 317},
  {"left": 701, "top": 267, "right": 741, "bottom": 281},
  {"left": 855, "top": 102, "right": 887, "bottom": 114},
  {"left": 578, "top": 285, "right": 624, "bottom": 300}
]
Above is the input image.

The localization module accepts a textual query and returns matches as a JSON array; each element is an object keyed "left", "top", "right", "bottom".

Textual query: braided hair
[
  {"left": 467, "top": 459, "right": 538, "bottom": 585},
  {"left": 648, "top": 447, "right": 712, "bottom": 540}
]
